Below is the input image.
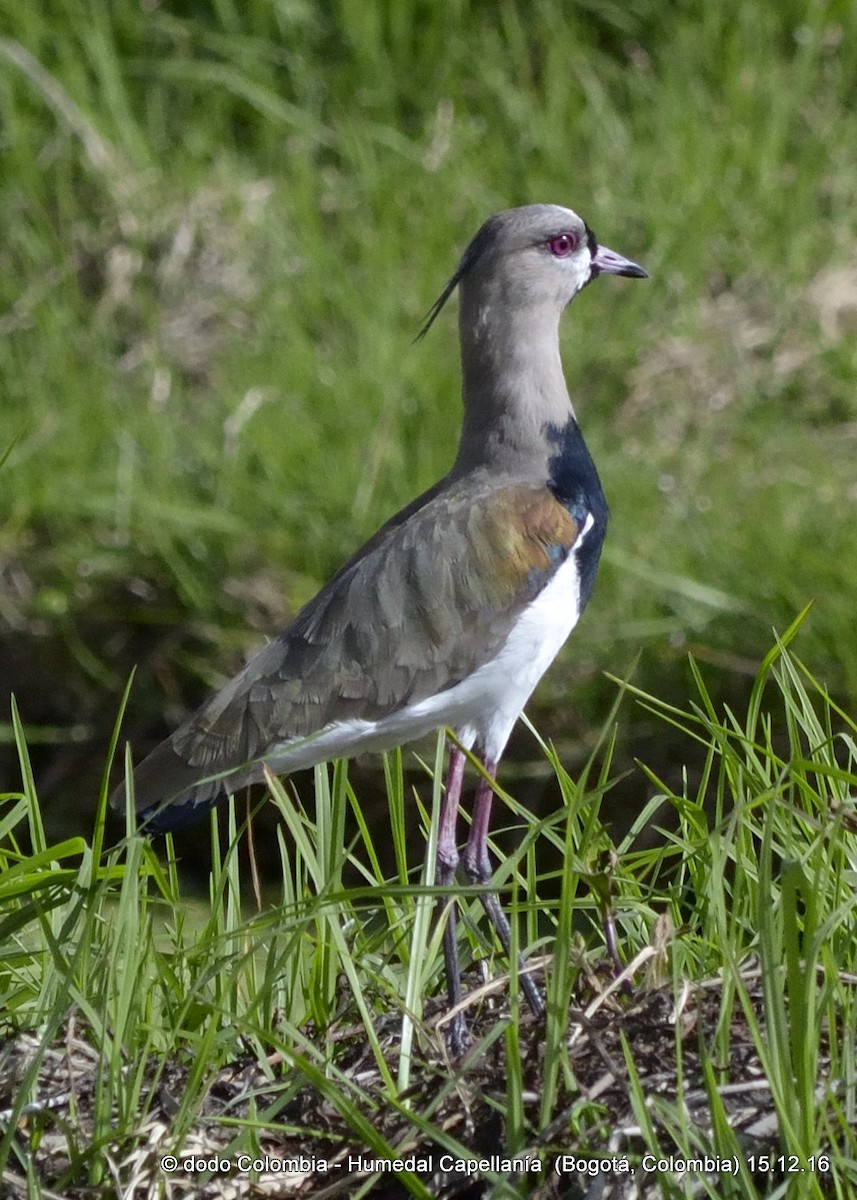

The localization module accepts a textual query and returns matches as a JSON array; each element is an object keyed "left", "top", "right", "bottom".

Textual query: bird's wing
[{"left": 118, "top": 480, "right": 587, "bottom": 822}]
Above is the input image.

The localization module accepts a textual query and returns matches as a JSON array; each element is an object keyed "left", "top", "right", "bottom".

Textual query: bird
[{"left": 112, "top": 203, "right": 647, "bottom": 1052}]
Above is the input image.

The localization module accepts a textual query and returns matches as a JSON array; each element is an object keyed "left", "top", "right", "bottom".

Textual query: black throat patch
[{"left": 544, "top": 417, "right": 609, "bottom": 610}]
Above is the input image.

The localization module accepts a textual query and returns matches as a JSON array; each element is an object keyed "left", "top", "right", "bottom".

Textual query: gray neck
[{"left": 450, "top": 285, "right": 575, "bottom": 481}]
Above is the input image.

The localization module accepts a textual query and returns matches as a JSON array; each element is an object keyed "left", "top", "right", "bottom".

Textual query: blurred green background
[{"left": 2, "top": 0, "right": 857, "bottom": 845}]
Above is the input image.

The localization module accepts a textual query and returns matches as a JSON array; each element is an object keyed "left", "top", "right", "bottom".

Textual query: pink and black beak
[
  {"left": 588, "top": 225, "right": 648, "bottom": 280},
  {"left": 589, "top": 236, "right": 649, "bottom": 280}
]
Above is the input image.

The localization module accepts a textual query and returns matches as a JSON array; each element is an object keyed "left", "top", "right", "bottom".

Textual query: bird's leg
[
  {"left": 461, "top": 762, "right": 545, "bottom": 1020},
  {"left": 595, "top": 849, "right": 634, "bottom": 995},
  {"left": 604, "top": 908, "right": 623, "bottom": 974},
  {"left": 436, "top": 743, "right": 469, "bottom": 1053}
]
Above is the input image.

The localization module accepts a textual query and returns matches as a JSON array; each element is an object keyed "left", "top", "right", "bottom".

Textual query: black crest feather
[{"left": 414, "top": 214, "right": 505, "bottom": 342}]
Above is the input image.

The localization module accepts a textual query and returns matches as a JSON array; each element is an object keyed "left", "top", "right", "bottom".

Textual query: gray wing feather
[{"left": 117, "top": 476, "right": 579, "bottom": 819}]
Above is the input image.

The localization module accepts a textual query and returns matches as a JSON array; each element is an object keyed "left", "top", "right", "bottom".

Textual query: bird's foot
[{"left": 444, "top": 1011, "right": 472, "bottom": 1059}]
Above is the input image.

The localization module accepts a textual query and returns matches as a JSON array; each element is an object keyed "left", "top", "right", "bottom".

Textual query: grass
[
  {"left": 2, "top": 1, "right": 857, "bottom": 821},
  {"left": 2, "top": 632, "right": 857, "bottom": 1197},
  {"left": 2, "top": 3, "right": 857, "bottom": 1194}
]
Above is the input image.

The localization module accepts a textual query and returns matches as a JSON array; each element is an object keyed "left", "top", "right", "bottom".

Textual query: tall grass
[
  {"left": 2, "top": 2, "right": 857, "bottom": 822},
  {"left": 2, "top": 634, "right": 857, "bottom": 1195}
]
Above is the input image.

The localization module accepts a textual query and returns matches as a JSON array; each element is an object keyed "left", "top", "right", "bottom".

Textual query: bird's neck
[{"left": 452, "top": 294, "right": 576, "bottom": 479}]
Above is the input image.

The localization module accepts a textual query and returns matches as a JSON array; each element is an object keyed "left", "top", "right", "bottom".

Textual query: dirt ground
[{"left": 3, "top": 961, "right": 822, "bottom": 1200}]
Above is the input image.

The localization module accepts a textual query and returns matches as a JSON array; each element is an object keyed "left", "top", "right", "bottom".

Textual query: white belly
[{"left": 264, "top": 542, "right": 585, "bottom": 774}]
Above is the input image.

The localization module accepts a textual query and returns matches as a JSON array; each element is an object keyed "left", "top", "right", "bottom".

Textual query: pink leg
[
  {"left": 437, "top": 744, "right": 465, "bottom": 886},
  {"left": 435, "top": 744, "right": 469, "bottom": 1053},
  {"left": 461, "top": 761, "right": 545, "bottom": 1019}
]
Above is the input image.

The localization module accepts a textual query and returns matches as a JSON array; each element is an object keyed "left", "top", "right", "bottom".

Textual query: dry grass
[{"left": 5, "top": 962, "right": 838, "bottom": 1200}]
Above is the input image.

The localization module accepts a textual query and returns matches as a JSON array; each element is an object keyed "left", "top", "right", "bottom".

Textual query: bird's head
[{"left": 417, "top": 203, "right": 647, "bottom": 340}]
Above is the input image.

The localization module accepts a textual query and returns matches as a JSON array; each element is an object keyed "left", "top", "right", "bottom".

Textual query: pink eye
[{"left": 548, "top": 232, "right": 578, "bottom": 257}]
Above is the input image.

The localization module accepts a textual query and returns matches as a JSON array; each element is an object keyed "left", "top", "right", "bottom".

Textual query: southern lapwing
[{"left": 112, "top": 204, "right": 647, "bottom": 1051}]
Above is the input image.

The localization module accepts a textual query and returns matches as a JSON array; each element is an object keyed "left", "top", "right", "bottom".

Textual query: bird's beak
[{"left": 591, "top": 244, "right": 649, "bottom": 279}]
